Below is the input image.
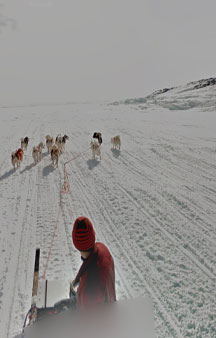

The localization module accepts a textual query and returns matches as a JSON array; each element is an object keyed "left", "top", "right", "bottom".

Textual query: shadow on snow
[
  {"left": 43, "top": 151, "right": 49, "bottom": 158},
  {"left": 0, "top": 168, "right": 15, "bottom": 181},
  {"left": 111, "top": 148, "right": 121, "bottom": 158},
  {"left": 87, "top": 159, "right": 100, "bottom": 170},
  {"left": 43, "top": 164, "right": 55, "bottom": 176},
  {"left": 20, "top": 163, "right": 35, "bottom": 174}
]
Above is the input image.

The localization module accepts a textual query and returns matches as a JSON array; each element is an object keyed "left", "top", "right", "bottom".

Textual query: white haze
[{"left": 0, "top": 0, "right": 216, "bottom": 104}]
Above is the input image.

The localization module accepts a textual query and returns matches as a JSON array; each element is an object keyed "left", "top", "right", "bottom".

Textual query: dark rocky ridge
[
  {"left": 112, "top": 77, "right": 216, "bottom": 106},
  {"left": 188, "top": 77, "right": 216, "bottom": 90}
]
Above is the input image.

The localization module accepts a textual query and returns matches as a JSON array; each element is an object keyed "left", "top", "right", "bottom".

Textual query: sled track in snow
[
  {"left": 62, "top": 150, "right": 183, "bottom": 338},
  {"left": 99, "top": 146, "right": 215, "bottom": 336},
  {"left": 106, "top": 149, "right": 216, "bottom": 279},
  {"left": 34, "top": 124, "right": 70, "bottom": 281},
  {"left": 62, "top": 150, "right": 134, "bottom": 299},
  {"left": 4, "top": 172, "right": 28, "bottom": 337},
  {"left": 122, "top": 149, "right": 216, "bottom": 233},
  {"left": 119, "top": 185, "right": 216, "bottom": 281},
  {"left": 65, "top": 162, "right": 132, "bottom": 299},
  {"left": 125, "top": 149, "right": 216, "bottom": 266},
  {"left": 144, "top": 148, "right": 216, "bottom": 219},
  {"left": 7, "top": 169, "right": 38, "bottom": 338},
  {"left": 49, "top": 165, "right": 78, "bottom": 277},
  {"left": 1, "top": 122, "right": 40, "bottom": 338},
  {"left": 60, "top": 139, "right": 216, "bottom": 337}
]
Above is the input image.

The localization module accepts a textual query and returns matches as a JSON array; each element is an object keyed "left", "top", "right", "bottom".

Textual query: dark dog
[
  {"left": 21, "top": 137, "right": 29, "bottom": 151},
  {"left": 93, "top": 132, "right": 102, "bottom": 145},
  {"left": 51, "top": 145, "right": 60, "bottom": 167}
]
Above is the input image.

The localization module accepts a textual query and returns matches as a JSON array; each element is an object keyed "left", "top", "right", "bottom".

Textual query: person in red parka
[{"left": 71, "top": 216, "right": 116, "bottom": 308}]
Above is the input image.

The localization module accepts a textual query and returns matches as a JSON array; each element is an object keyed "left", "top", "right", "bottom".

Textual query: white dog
[
  {"left": 32, "top": 147, "right": 39, "bottom": 165},
  {"left": 90, "top": 139, "right": 101, "bottom": 160},
  {"left": 32, "top": 143, "right": 44, "bottom": 165},
  {"left": 111, "top": 135, "right": 121, "bottom": 150},
  {"left": 37, "top": 142, "right": 45, "bottom": 161}
]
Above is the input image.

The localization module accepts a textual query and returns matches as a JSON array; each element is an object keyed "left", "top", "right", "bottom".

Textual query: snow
[{"left": 0, "top": 83, "right": 216, "bottom": 338}]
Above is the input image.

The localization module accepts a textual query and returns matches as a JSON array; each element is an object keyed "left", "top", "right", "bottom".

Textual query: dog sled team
[
  {"left": 11, "top": 134, "right": 69, "bottom": 170},
  {"left": 11, "top": 132, "right": 121, "bottom": 170}
]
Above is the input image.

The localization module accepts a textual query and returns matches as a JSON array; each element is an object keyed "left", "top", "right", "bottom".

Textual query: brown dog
[
  {"left": 111, "top": 135, "right": 121, "bottom": 149},
  {"left": 51, "top": 145, "right": 59, "bottom": 168},
  {"left": 45, "top": 135, "right": 54, "bottom": 153},
  {"left": 11, "top": 148, "right": 24, "bottom": 169}
]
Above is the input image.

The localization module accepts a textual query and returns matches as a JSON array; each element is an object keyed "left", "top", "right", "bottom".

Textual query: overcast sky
[{"left": 0, "top": 0, "right": 216, "bottom": 104}]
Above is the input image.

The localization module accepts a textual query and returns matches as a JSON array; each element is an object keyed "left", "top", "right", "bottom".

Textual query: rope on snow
[{"left": 41, "top": 147, "right": 90, "bottom": 279}]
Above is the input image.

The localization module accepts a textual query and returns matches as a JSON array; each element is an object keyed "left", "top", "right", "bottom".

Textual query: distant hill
[{"left": 112, "top": 77, "right": 216, "bottom": 111}]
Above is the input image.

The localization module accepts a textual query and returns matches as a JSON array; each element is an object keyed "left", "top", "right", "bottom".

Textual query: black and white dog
[
  {"left": 93, "top": 132, "right": 102, "bottom": 145},
  {"left": 21, "top": 136, "right": 29, "bottom": 151},
  {"left": 55, "top": 134, "right": 69, "bottom": 153},
  {"left": 90, "top": 139, "right": 101, "bottom": 160}
]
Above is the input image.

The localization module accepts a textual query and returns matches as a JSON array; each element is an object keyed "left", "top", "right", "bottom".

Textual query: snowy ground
[{"left": 0, "top": 85, "right": 216, "bottom": 338}]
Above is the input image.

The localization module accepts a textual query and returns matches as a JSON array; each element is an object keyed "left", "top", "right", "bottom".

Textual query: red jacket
[{"left": 74, "top": 242, "right": 116, "bottom": 308}]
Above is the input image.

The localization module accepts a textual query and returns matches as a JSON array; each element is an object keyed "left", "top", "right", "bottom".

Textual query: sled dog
[
  {"left": 45, "top": 135, "right": 54, "bottom": 153},
  {"left": 93, "top": 132, "right": 102, "bottom": 145},
  {"left": 111, "top": 135, "right": 121, "bottom": 150},
  {"left": 21, "top": 136, "right": 29, "bottom": 151},
  {"left": 90, "top": 139, "right": 101, "bottom": 160},
  {"left": 11, "top": 148, "right": 24, "bottom": 169},
  {"left": 51, "top": 145, "right": 60, "bottom": 168},
  {"left": 55, "top": 134, "right": 69, "bottom": 153},
  {"left": 32, "top": 143, "right": 44, "bottom": 165}
]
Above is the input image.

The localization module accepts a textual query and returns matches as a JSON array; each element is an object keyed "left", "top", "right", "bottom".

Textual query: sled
[
  {"left": 14, "top": 295, "right": 154, "bottom": 338},
  {"left": 13, "top": 250, "right": 155, "bottom": 338}
]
